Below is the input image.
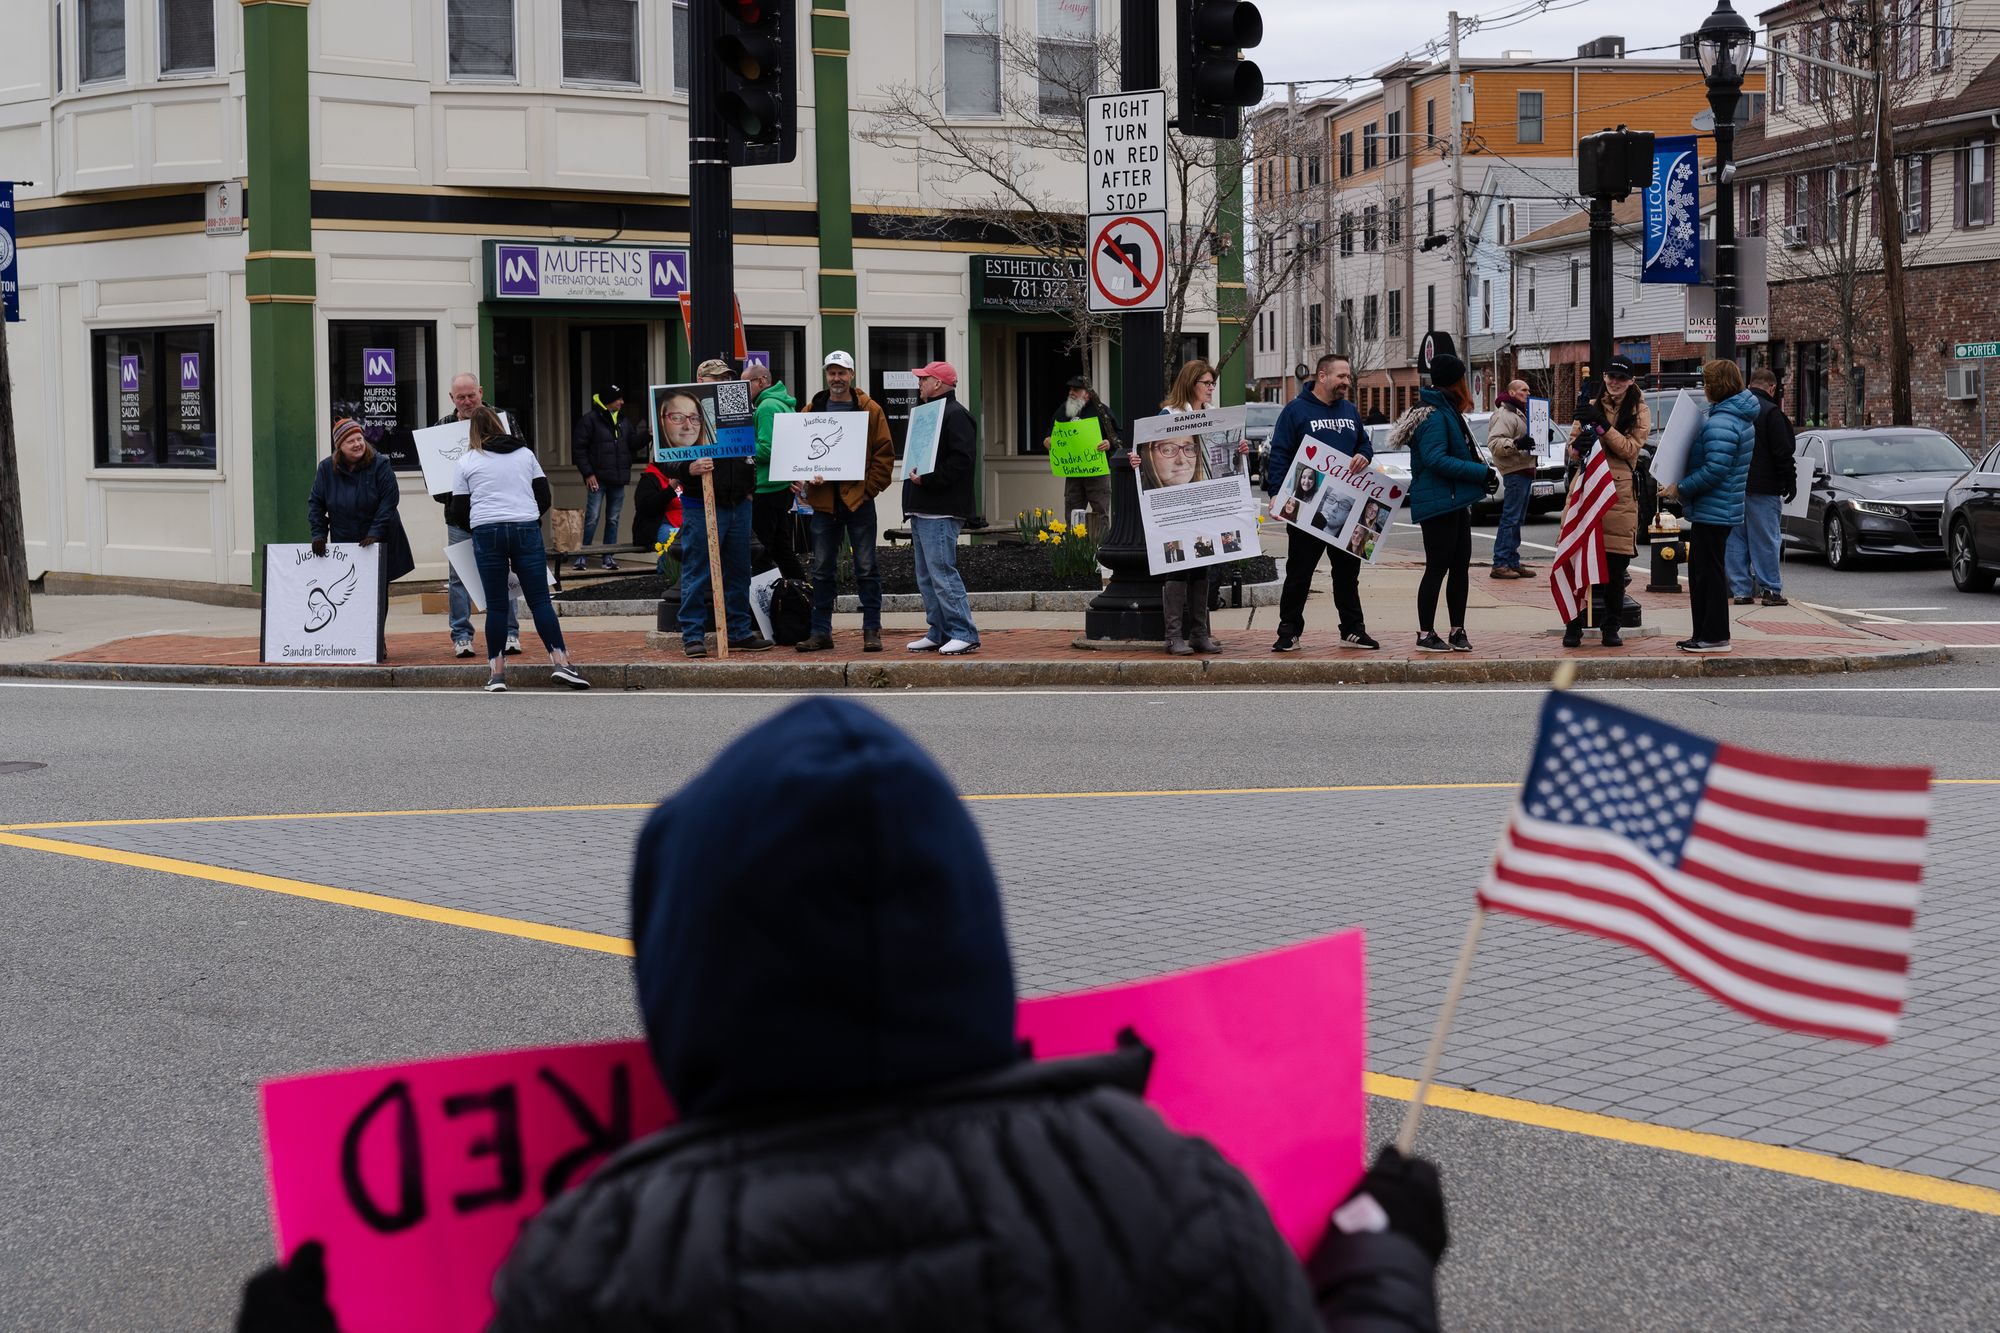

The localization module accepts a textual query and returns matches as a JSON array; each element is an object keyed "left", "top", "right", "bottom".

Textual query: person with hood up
[
  {"left": 1042, "top": 373, "right": 1121, "bottom": 519},
  {"left": 1663, "top": 358, "right": 1759, "bottom": 655},
  {"left": 1399, "top": 355, "right": 1496, "bottom": 653},
  {"left": 744, "top": 359, "right": 806, "bottom": 581},
  {"left": 1484, "top": 378, "right": 1539, "bottom": 580},
  {"left": 307, "top": 417, "right": 415, "bottom": 654},
  {"left": 571, "top": 383, "right": 637, "bottom": 571},
  {"left": 1559, "top": 360, "right": 1647, "bottom": 648},
  {"left": 480, "top": 697, "right": 1447, "bottom": 1333},
  {"left": 447, "top": 406, "right": 590, "bottom": 692},
  {"left": 1266, "top": 354, "right": 1377, "bottom": 653}
]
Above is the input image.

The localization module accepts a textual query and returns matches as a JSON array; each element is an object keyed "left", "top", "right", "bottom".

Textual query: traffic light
[
  {"left": 1177, "top": 2, "right": 1265, "bottom": 140},
  {"left": 715, "top": 0, "right": 796, "bottom": 166},
  {"left": 1577, "top": 128, "right": 1656, "bottom": 201}
]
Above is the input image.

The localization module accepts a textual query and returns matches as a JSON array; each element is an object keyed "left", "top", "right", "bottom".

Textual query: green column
[
  {"left": 245, "top": 0, "right": 317, "bottom": 585},
  {"left": 811, "top": 6, "right": 857, "bottom": 357},
  {"left": 1214, "top": 138, "right": 1248, "bottom": 407}
]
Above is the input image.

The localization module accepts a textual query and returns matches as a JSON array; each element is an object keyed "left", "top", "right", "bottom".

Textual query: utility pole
[
  {"left": 1588, "top": 197, "right": 1614, "bottom": 382},
  {"left": 1284, "top": 80, "right": 1298, "bottom": 386},
  {"left": 1870, "top": 0, "right": 1913, "bottom": 424},
  {"left": 0, "top": 179, "right": 26, "bottom": 638},
  {"left": 1448, "top": 11, "right": 1468, "bottom": 352},
  {"left": 686, "top": 1, "right": 737, "bottom": 657}
]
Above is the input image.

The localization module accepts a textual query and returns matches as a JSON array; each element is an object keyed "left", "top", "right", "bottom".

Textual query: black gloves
[
  {"left": 1345, "top": 1145, "right": 1450, "bottom": 1264},
  {"left": 310, "top": 537, "right": 327, "bottom": 557},
  {"left": 237, "top": 1241, "right": 338, "bottom": 1333},
  {"left": 357, "top": 536, "right": 377, "bottom": 548}
]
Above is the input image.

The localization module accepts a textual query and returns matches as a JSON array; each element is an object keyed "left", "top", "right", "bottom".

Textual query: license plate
[{"left": 1532, "top": 481, "right": 1559, "bottom": 497}]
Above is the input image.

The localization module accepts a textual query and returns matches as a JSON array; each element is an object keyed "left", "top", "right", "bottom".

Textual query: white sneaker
[
  {"left": 453, "top": 639, "right": 474, "bottom": 658},
  {"left": 504, "top": 633, "right": 523, "bottom": 655},
  {"left": 939, "top": 638, "right": 979, "bottom": 656},
  {"left": 907, "top": 637, "right": 941, "bottom": 652}
]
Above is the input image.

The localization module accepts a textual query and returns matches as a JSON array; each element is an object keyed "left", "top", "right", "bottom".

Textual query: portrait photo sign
[
  {"left": 650, "top": 380, "right": 757, "bottom": 465},
  {"left": 1131, "top": 405, "right": 1262, "bottom": 575}
]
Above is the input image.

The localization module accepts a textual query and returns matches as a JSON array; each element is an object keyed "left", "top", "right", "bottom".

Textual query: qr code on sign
[{"left": 714, "top": 382, "right": 752, "bottom": 417}]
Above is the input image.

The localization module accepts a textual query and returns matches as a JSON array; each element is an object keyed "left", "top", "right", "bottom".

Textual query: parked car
[
  {"left": 1942, "top": 440, "right": 2000, "bottom": 592},
  {"left": 1365, "top": 412, "right": 1566, "bottom": 517},
  {"left": 1783, "top": 428, "right": 1975, "bottom": 569},
  {"left": 1243, "top": 401, "right": 1282, "bottom": 485}
]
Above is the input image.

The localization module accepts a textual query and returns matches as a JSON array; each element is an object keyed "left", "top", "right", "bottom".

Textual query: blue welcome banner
[
  {"left": 0, "top": 181, "right": 17, "bottom": 321},
  {"left": 1642, "top": 136, "right": 1700, "bottom": 285}
]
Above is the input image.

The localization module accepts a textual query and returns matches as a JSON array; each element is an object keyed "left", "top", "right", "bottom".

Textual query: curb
[
  {"left": 0, "top": 645, "right": 1949, "bottom": 690},
  {"left": 556, "top": 582, "right": 1284, "bottom": 617}
]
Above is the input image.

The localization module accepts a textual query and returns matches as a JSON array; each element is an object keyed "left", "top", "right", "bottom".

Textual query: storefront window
[
  {"left": 1015, "top": 330, "right": 1089, "bottom": 455},
  {"left": 742, "top": 325, "right": 809, "bottom": 399},
  {"left": 92, "top": 326, "right": 217, "bottom": 468},
  {"left": 868, "top": 326, "right": 945, "bottom": 456},
  {"left": 329, "top": 321, "right": 437, "bottom": 472}
]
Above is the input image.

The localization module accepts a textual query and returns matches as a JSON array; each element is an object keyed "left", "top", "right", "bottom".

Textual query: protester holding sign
[
  {"left": 468, "top": 698, "right": 1444, "bottom": 1332},
  {"left": 1403, "top": 356, "right": 1494, "bottom": 653},
  {"left": 307, "top": 418, "right": 414, "bottom": 653},
  {"left": 1042, "top": 375, "right": 1120, "bottom": 519},
  {"left": 1268, "top": 355, "right": 1378, "bottom": 653},
  {"left": 1560, "top": 359, "right": 1647, "bottom": 648},
  {"left": 432, "top": 374, "right": 520, "bottom": 657},
  {"left": 744, "top": 361, "right": 805, "bottom": 581},
  {"left": 446, "top": 408, "right": 589, "bottom": 692},
  {"left": 798, "top": 351, "right": 897, "bottom": 653},
  {"left": 659, "top": 382, "right": 773, "bottom": 657},
  {"left": 902, "top": 362, "right": 980, "bottom": 655}
]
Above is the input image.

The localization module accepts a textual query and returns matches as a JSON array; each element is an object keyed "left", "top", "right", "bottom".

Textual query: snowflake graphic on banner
[{"left": 1655, "top": 158, "right": 1697, "bottom": 271}]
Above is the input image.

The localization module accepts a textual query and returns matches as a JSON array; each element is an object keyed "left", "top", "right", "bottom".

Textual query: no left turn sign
[{"left": 1088, "top": 210, "right": 1167, "bottom": 313}]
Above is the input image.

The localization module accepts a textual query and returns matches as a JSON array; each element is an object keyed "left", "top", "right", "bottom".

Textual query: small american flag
[
  {"left": 1481, "top": 693, "right": 1931, "bottom": 1044},
  {"left": 1550, "top": 447, "right": 1616, "bottom": 623}
]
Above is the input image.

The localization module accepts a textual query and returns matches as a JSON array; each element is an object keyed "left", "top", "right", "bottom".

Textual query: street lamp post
[{"left": 1695, "top": 1, "right": 1756, "bottom": 367}]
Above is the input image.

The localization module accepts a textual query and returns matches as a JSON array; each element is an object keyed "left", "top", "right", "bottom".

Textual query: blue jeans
[
  {"left": 581, "top": 483, "right": 626, "bottom": 550},
  {"left": 471, "top": 522, "right": 565, "bottom": 662},
  {"left": 1726, "top": 492, "right": 1785, "bottom": 597},
  {"left": 678, "top": 497, "right": 756, "bottom": 645},
  {"left": 911, "top": 516, "right": 978, "bottom": 646},
  {"left": 1493, "top": 472, "right": 1533, "bottom": 570},
  {"left": 810, "top": 498, "right": 881, "bottom": 636},
  {"left": 448, "top": 523, "right": 517, "bottom": 644}
]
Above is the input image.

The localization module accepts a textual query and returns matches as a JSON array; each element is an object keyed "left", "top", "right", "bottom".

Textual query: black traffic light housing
[
  {"left": 1177, "top": 2, "right": 1265, "bottom": 140},
  {"left": 1577, "top": 127, "right": 1656, "bottom": 201},
  {"left": 716, "top": 0, "right": 797, "bottom": 166}
]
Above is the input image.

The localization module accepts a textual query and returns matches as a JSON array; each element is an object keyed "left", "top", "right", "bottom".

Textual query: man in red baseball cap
[{"left": 902, "top": 362, "right": 980, "bottom": 655}]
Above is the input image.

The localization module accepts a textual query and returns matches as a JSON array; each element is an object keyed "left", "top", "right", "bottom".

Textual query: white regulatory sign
[
  {"left": 1087, "top": 211, "right": 1167, "bottom": 314},
  {"left": 1086, "top": 90, "right": 1167, "bottom": 215}
]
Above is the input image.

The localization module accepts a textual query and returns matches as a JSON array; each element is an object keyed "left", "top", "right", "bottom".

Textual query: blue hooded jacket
[
  {"left": 1678, "top": 388, "right": 1761, "bottom": 528},
  {"left": 1266, "top": 381, "right": 1369, "bottom": 495},
  {"left": 631, "top": 698, "right": 1018, "bottom": 1119}
]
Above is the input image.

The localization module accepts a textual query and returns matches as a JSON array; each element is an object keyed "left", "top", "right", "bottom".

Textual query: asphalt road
[{"left": 4, "top": 676, "right": 2000, "bottom": 1330}]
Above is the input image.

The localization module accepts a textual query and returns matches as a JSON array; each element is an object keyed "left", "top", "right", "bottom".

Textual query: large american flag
[
  {"left": 1481, "top": 693, "right": 1931, "bottom": 1044},
  {"left": 1550, "top": 447, "right": 1616, "bottom": 623}
]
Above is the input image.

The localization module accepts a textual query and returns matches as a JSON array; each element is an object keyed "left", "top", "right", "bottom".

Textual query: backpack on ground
[{"left": 767, "top": 578, "right": 813, "bottom": 645}]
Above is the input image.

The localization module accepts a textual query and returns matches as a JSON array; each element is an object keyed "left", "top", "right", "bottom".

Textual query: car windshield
[
  {"left": 1829, "top": 433, "right": 1970, "bottom": 476},
  {"left": 1244, "top": 403, "right": 1282, "bottom": 430}
]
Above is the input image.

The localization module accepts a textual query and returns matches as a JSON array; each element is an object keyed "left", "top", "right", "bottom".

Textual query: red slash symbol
[{"left": 1101, "top": 232, "right": 1146, "bottom": 288}]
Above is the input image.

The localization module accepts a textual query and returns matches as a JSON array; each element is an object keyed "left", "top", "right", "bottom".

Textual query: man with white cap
[
  {"left": 796, "top": 351, "right": 896, "bottom": 653},
  {"left": 902, "top": 361, "right": 980, "bottom": 655}
]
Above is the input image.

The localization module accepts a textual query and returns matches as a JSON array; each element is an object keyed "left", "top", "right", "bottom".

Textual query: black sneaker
[
  {"left": 1681, "top": 639, "right": 1733, "bottom": 654},
  {"left": 482, "top": 674, "right": 507, "bottom": 693},
  {"left": 1732, "top": 596, "right": 1757, "bottom": 606},
  {"left": 729, "top": 635, "right": 776, "bottom": 652},
  {"left": 1340, "top": 631, "right": 1381, "bottom": 651},
  {"left": 684, "top": 641, "right": 708, "bottom": 659},
  {"left": 1448, "top": 629, "right": 1473, "bottom": 653},
  {"left": 551, "top": 664, "right": 590, "bottom": 690},
  {"left": 1761, "top": 593, "right": 1789, "bottom": 607},
  {"left": 1271, "top": 635, "right": 1300, "bottom": 653},
  {"left": 1415, "top": 631, "right": 1452, "bottom": 653}
]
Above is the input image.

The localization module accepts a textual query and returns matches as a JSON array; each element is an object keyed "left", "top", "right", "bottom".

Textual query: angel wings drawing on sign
[{"left": 303, "top": 564, "right": 359, "bottom": 634}]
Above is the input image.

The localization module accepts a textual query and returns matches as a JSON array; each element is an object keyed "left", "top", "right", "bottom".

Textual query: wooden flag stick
[
  {"left": 702, "top": 483, "right": 728, "bottom": 660},
  {"left": 1396, "top": 659, "right": 1576, "bottom": 1153}
]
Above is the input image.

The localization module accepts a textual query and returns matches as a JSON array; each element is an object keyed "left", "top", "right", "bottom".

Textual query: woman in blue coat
[
  {"left": 1399, "top": 355, "right": 1496, "bottom": 652},
  {"left": 307, "top": 417, "right": 415, "bottom": 651},
  {"left": 1664, "top": 360, "right": 1759, "bottom": 654}
]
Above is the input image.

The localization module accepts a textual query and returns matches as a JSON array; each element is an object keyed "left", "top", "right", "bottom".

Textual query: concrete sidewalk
[{"left": 0, "top": 562, "right": 1948, "bottom": 688}]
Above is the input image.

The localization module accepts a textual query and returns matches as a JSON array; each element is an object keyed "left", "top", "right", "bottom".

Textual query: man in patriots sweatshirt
[{"left": 1267, "top": 355, "right": 1378, "bottom": 652}]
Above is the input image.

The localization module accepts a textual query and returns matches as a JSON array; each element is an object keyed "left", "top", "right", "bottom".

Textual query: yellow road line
[
  {"left": 6, "top": 827, "right": 1998, "bottom": 1217},
  {"left": 1364, "top": 1072, "right": 2000, "bottom": 1216},
  {"left": 0, "top": 832, "right": 634, "bottom": 958}
]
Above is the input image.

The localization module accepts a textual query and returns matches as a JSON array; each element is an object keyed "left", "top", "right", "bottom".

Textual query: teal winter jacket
[
  {"left": 1677, "top": 389, "right": 1760, "bottom": 527},
  {"left": 1402, "top": 387, "right": 1492, "bottom": 524}
]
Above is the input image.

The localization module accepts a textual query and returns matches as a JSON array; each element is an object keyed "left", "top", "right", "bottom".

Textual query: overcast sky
[{"left": 1254, "top": 1, "right": 1725, "bottom": 95}]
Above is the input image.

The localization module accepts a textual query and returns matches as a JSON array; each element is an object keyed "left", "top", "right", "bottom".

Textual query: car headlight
[{"left": 1848, "top": 500, "right": 1907, "bottom": 518}]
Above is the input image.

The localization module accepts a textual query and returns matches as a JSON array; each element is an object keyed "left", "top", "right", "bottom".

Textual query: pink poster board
[{"left": 261, "top": 931, "right": 1367, "bottom": 1332}]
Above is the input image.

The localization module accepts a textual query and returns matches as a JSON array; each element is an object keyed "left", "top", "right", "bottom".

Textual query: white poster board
[
  {"left": 413, "top": 420, "right": 472, "bottom": 496},
  {"left": 444, "top": 540, "right": 550, "bottom": 613},
  {"left": 1648, "top": 390, "right": 1706, "bottom": 489},
  {"left": 769, "top": 411, "right": 866, "bottom": 482},
  {"left": 1131, "top": 406, "right": 1262, "bottom": 576},
  {"left": 903, "top": 398, "right": 946, "bottom": 478},
  {"left": 1783, "top": 455, "right": 1818, "bottom": 519},
  {"left": 1527, "top": 397, "right": 1555, "bottom": 461},
  {"left": 747, "top": 566, "right": 783, "bottom": 641},
  {"left": 261, "top": 543, "right": 381, "bottom": 664},
  {"left": 1268, "top": 446, "right": 1407, "bottom": 564}
]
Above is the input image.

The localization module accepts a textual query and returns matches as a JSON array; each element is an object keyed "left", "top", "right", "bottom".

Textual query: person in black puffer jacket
[{"left": 486, "top": 698, "right": 1444, "bottom": 1333}]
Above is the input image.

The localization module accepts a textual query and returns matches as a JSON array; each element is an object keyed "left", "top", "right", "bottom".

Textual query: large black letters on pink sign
[
  {"left": 340, "top": 1080, "right": 427, "bottom": 1234},
  {"left": 444, "top": 1085, "right": 524, "bottom": 1214},
  {"left": 538, "top": 1064, "right": 634, "bottom": 1199}
]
